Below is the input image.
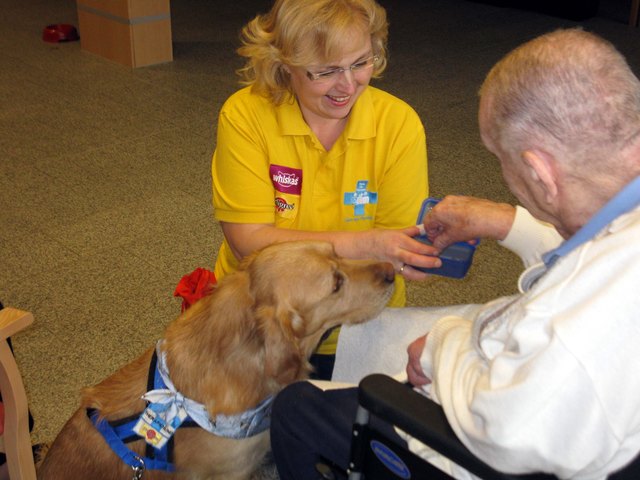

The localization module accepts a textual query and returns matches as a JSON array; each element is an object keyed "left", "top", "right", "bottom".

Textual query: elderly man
[{"left": 270, "top": 28, "right": 640, "bottom": 479}]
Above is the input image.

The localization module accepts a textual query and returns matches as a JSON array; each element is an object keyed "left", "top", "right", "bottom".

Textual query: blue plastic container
[{"left": 413, "top": 198, "right": 477, "bottom": 279}]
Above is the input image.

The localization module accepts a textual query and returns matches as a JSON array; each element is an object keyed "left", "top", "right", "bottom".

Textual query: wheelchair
[{"left": 345, "top": 374, "right": 640, "bottom": 480}]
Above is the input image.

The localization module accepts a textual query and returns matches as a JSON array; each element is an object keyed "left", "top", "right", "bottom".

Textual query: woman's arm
[{"left": 221, "top": 221, "right": 442, "bottom": 278}]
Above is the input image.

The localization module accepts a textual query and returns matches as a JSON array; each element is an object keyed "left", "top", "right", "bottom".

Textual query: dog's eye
[{"left": 333, "top": 273, "right": 344, "bottom": 293}]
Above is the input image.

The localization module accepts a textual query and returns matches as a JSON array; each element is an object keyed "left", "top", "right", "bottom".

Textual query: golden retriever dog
[{"left": 38, "top": 241, "right": 395, "bottom": 479}]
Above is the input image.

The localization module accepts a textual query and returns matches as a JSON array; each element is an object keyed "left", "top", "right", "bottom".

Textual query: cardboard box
[{"left": 77, "top": 0, "right": 173, "bottom": 67}]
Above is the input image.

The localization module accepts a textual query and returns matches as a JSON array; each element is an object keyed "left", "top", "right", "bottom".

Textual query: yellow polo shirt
[{"left": 212, "top": 85, "right": 428, "bottom": 353}]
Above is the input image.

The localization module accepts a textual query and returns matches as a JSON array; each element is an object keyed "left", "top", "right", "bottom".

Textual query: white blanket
[
  {"left": 332, "top": 304, "right": 481, "bottom": 384},
  {"left": 332, "top": 304, "right": 482, "bottom": 480}
]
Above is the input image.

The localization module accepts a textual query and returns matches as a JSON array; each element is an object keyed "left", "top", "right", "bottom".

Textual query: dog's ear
[{"left": 257, "top": 305, "right": 307, "bottom": 385}]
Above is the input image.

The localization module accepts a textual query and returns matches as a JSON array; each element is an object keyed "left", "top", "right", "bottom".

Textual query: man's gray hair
[{"left": 480, "top": 28, "right": 640, "bottom": 177}]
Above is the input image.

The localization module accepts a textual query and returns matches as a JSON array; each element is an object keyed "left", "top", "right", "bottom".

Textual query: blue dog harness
[{"left": 88, "top": 341, "right": 274, "bottom": 478}]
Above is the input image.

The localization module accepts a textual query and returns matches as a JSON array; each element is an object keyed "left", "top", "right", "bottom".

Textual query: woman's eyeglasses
[{"left": 306, "top": 55, "right": 379, "bottom": 82}]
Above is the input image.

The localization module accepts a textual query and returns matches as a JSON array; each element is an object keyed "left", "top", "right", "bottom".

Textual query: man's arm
[
  {"left": 423, "top": 195, "right": 516, "bottom": 248},
  {"left": 423, "top": 196, "right": 563, "bottom": 268}
]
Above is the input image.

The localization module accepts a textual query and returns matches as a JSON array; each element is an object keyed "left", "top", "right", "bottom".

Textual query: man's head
[{"left": 479, "top": 29, "right": 640, "bottom": 237}]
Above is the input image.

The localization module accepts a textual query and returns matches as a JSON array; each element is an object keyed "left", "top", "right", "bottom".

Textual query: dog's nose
[{"left": 380, "top": 262, "right": 395, "bottom": 284}]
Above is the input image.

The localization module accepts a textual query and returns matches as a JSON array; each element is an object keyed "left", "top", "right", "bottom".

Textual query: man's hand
[
  {"left": 423, "top": 195, "right": 516, "bottom": 249},
  {"left": 406, "top": 335, "right": 431, "bottom": 387}
]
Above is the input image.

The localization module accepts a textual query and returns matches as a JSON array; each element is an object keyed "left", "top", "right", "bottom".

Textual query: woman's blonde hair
[{"left": 237, "top": 0, "right": 388, "bottom": 104}]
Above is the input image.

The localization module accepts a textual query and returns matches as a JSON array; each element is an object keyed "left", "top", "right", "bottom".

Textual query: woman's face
[{"left": 286, "top": 27, "right": 374, "bottom": 126}]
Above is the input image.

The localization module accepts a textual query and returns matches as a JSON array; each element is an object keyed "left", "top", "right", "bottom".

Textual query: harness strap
[
  {"left": 142, "top": 351, "right": 200, "bottom": 464},
  {"left": 87, "top": 350, "right": 197, "bottom": 473},
  {"left": 112, "top": 415, "right": 142, "bottom": 444},
  {"left": 88, "top": 408, "right": 175, "bottom": 472},
  {"left": 145, "top": 350, "right": 172, "bottom": 464},
  {"left": 88, "top": 341, "right": 272, "bottom": 474}
]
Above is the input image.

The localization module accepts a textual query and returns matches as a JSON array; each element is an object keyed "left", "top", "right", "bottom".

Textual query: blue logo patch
[
  {"left": 344, "top": 180, "right": 378, "bottom": 216},
  {"left": 370, "top": 440, "right": 411, "bottom": 479}
]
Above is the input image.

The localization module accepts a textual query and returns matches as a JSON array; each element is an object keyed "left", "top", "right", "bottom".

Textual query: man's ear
[{"left": 522, "top": 149, "right": 559, "bottom": 204}]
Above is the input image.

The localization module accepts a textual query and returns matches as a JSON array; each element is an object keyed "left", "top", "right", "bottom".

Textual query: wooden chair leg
[
  {"left": 631, "top": 0, "right": 640, "bottom": 27},
  {"left": 0, "top": 308, "right": 37, "bottom": 480}
]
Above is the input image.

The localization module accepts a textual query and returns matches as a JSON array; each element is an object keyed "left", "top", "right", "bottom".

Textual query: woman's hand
[
  {"left": 423, "top": 195, "right": 516, "bottom": 249},
  {"left": 355, "top": 227, "right": 442, "bottom": 280}
]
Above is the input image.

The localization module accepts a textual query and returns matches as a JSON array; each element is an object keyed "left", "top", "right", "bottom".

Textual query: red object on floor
[
  {"left": 42, "top": 24, "right": 79, "bottom": 43},
  {"left": 174, "top": 268, "right": 217, "bottom": 312}
]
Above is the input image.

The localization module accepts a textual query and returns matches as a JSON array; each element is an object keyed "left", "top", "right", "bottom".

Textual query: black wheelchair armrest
[{"left": 357, "top": 374, "right": 555, "bottom": 480}]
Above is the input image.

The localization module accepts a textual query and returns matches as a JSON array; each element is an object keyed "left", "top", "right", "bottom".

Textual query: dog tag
[{"left": 133, "top": 402, "right": 188, "bottom": 449}]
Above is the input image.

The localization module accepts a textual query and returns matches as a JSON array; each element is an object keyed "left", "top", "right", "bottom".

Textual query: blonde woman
[{"left": 212, "top": 0, "right": 438, "bottom": 378}]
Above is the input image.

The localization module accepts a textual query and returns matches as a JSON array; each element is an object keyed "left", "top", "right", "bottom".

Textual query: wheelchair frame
[{"left": 347, "top": 374, "right": 639, "bottom": 480}]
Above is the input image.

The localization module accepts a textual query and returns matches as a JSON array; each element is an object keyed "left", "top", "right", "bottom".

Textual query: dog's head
[
  {"left": 241, "top": 241, "right": 395, "bottom": 384},
  {"left": 165, "top": 241, "right": 394, "bottom": 412}
]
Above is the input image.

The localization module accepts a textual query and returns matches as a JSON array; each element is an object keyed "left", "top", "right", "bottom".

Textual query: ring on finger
[{"left": 399, "top": 263, "right": 405, "bottom": 274}]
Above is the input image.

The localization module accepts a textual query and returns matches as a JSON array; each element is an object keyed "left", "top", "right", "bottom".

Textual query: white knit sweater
[{"left": 418, "top": 206, "right": 640, "bottom": 479}]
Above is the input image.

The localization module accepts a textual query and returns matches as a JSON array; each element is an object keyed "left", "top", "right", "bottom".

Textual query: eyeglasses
[{"left": 306, "top": 55, "right": 379, "bottom": 82}]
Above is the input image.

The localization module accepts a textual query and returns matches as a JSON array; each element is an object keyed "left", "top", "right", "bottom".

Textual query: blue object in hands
[{"left": 413, "top": 198, "right": 478, "bottom": 279}]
